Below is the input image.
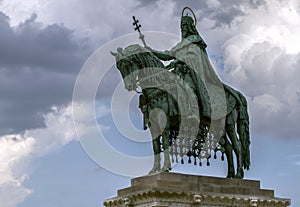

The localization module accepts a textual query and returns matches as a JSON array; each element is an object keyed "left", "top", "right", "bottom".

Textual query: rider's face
[{"left": 181, "top": 22, "right": 188, "bottom": 38}]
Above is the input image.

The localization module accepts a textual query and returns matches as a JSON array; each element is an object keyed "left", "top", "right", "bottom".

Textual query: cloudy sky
[{"left": 0, "top": 0, "right": 300, "bottom": 206}]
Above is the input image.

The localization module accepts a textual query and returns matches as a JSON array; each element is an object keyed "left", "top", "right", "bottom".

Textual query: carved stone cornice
[{"left": 103, "top": 172, "right": 291, "bottom": 207}]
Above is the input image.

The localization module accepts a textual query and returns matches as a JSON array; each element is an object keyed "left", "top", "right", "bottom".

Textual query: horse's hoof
[
  {"left": 234, "top": 174, "right": 243, "bottom": 179},
  {"left": 148, "top": 167, "right": 159, "bottom": 174},
  {"left": 148, "top": 170, "right": 156, "bottom": 175},
  {"left": 226, "top": 173, "right": 234, "bottom": 179},
  {"left": 234, "top": 171, "right": 244, "bottom": 179},
  {"left": 161, "top": 165, "right": 171, "bottom": 172}
]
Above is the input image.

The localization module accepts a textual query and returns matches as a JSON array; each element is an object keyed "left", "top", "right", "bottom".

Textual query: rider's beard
[{"left": 181, "top": 30, "right": 188, "bottom": 38}]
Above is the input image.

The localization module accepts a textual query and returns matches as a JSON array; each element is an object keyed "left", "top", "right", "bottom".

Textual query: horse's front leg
[
  {"left": 148, "top": 122, "right": 161, "bottom": 174},
  {"left": 154, "top": 98, "right": 171, "bottom": 172},
  {"left": 148, "top": 136, "right": 161, "bottom": 174},
  {"left": 161, "top": 129, "right": 171, "bottom": 172}
]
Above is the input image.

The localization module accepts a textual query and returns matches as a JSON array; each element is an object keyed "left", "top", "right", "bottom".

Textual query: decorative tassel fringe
[{"left": 166, "top": 129, "right": 229, "bottom": 168}]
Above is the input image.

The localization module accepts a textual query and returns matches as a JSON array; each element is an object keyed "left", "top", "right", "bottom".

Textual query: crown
[{"left": 181, "top": 7, "right": 197, "bottom": 26}]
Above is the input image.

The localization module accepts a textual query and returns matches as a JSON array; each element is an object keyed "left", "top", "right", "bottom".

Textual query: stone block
[{"left": 104, "top": 172, "right": 291, "bottom": 207}]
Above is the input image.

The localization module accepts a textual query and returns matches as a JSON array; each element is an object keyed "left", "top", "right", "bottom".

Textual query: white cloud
[
  {"left": 215, "top": 0, "right": 300, "bottom": 139},
  {"left": 206, "top": 0, "right": 221, "bottom": 9},
  {"left": 0, "top": 102, "right": 109, "bottom": 207},
  {"left": 0, "top": 0, "right": 178, "bottom": 47},
  {"left": 0, "top": 135, "right": 34, "bottom": 207},
  {"left": 0, "top": 0, "right": 299, "bottom": 205},
  {"left": 0, "top": 105, "right": 74, "bottom": 207}
]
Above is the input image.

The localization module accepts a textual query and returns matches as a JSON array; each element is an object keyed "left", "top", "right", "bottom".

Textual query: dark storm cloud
[
  {"left": 136, "top": 0, "right": 160, "bottom": 7},
  {"left": 0, "top": 70, "right": 75, "bottom": 134},
  {"left": 0, "top": 13, "right": 88, "bottom": 72},
  {"left": 248, "top": 0, "right": 267, "bottom": 8},
  {"left": 297, "top": 91, "right": 300, "bottom": 102},
  {"left": 0, "top": 12, "right": 90, "bottom": 135},
  {"left": 208, "top": 7, "right": 244, "bottom": 28},
  {"left": 137, "top": 0, "right": 267, "bottom": 27}
]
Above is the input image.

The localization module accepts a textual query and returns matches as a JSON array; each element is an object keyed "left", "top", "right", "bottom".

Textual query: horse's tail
[{"left": 236, "top": 92, "right": 251, "bottom": 170}]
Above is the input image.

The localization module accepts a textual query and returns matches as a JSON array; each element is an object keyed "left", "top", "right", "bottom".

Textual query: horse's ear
[
  {"left": 117, "top": 47, "right": 123, "bottom": 53},
  {"left": 110, "top": 51, "right": 117, "bottom": 57}
]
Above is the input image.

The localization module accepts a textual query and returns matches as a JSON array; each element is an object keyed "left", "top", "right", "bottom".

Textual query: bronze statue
[{"left": 111, "top": 7, "right": 250, "bottom": 179}]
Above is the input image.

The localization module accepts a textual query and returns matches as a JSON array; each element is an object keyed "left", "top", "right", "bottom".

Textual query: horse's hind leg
[
  {"left": 226, "top": 113, "right": 244, "bottom": 179},
  {"left": 223, "top": 135, "right": 235, "bottom": 178}
]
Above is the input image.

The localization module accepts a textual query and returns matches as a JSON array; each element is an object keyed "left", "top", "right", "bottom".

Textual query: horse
[{"left": 112, "top": 44, "right": 250, "bottom": 178}]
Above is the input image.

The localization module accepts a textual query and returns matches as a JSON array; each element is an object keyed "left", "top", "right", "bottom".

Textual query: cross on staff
[{"left": 132, "top": 16, "right": 147, "bottom": 47}]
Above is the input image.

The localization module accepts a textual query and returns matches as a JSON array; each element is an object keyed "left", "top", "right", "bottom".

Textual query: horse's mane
[
  {"left": 121, "top": 44, "right": 164, "bottom": 68},
  {"left": 123, "top": 44, "right": 149, "bottom": 54}
]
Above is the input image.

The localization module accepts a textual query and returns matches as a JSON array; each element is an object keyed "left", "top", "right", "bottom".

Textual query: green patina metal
[{"left": 111, "top": 7, "right": 250, "bottom": 179}]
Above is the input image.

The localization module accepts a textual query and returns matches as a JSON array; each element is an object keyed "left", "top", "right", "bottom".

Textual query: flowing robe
[{"left": 168, "top": 35, "right": 227, "bottom": 120}]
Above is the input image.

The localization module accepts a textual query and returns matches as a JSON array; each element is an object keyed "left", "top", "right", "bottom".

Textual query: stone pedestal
[{"left": 103, "top": 172, "right": 291, "bottom": 207}]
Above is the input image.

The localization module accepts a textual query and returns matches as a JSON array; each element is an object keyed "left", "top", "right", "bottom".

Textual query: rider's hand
[{"left": 166, "top": 60, "right": 177, "bottom": 69}]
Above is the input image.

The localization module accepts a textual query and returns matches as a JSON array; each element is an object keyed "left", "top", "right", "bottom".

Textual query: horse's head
[
  {"left": 111, "top": 45, "right": 144, "bottom": 91},
  {"left": 112, "top": 44, "right": 165, "bottom": 91}
]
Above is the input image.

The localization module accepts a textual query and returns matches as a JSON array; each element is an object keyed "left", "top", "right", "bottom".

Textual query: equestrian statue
[{"left": 111, "top": 7, "right": 250, "bottom": 179}]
